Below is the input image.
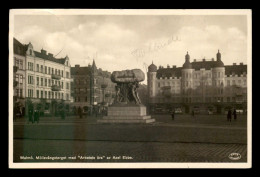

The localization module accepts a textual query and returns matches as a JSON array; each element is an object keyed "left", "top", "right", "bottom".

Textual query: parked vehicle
[
  {"left": 174, "top": 108, "right": 183, "bottom": 114},
  {"left": 208, "top": 110, "right": 213, "bottom": 115},
  {"left": 236, "top": 109, "right": 243, "bottom": 114}
]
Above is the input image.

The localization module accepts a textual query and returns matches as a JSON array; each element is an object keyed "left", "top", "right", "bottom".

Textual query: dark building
[{"left": 71, "top": 60, "right": 116, "bottom": 115}]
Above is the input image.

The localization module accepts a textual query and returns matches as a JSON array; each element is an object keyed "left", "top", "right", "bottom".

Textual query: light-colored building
[
  {"left": 14, "top": 38, "right": 72, "bottom": 116},
  {"left": 147, "top": 50, "right": 247, "bottom": 114}
]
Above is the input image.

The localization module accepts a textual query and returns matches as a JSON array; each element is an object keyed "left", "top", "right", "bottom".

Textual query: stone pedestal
[{"left": 98, "top": 105, "right": 155, "bottom": 123}]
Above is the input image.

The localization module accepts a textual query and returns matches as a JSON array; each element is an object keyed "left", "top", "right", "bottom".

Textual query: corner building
[
  {"left": 147, "top": 50, "right": 247, "bottom": 114},
  {"left": 13, "top": 38, "right": 72, "bottom": 116},
  {"left": 71, "top": 61, "right": 116, "bottom": 114}
]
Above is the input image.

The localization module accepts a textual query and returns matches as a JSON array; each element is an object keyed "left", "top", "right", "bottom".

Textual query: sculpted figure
[{"left": 111, "top": 69, "right": 144, "bottom": 105}]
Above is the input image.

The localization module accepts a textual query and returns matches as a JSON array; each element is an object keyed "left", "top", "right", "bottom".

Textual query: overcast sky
[{"left": 14, "top": 14, "right": 248, "bottom": 83}]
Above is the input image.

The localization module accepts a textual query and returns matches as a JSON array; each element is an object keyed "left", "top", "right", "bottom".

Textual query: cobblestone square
[{"left": 13, "top": 114, "right": 248, "bottom": 163}]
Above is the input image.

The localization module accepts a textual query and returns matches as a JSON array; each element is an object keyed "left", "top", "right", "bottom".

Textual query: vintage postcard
[{"left": 9, "top": 9, "right": 252, "bottom": 168}]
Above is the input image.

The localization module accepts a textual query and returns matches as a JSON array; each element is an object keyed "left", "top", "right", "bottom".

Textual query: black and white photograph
[{"left": 9, "top": 9, "right": 252, "bottom": 168}]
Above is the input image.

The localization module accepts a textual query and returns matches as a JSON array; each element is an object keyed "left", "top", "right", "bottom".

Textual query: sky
[{"left": 14, "top": 14, "right": 248, "bottom": 83}]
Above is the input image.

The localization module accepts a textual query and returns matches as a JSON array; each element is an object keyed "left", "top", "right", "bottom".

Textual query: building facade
[
  {"left": 147, "top": 50, "right": 247, "bottom": 114},
  {"left": 71, "top": 61, "right": 116, "bottom": 114},
  {"left": 13, "top": 38, "right": 72, "bottom": 116},
  {"left": 13, "top": 38, "right": 26, "bottom": 116}
]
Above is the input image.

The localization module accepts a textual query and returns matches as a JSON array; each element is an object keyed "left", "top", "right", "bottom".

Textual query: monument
[{"left": 98, "top": 69, "right": 155, "bottom": 123}]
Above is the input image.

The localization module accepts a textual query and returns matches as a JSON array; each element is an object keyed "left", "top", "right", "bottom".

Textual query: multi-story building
[
  {"left": 13, "top": 38, "right": 26, "bottom": 116},
  {"left": 147, "top": 50, "right": 247, "bottom": 114},
  {"left": 71, "top": 60, "right": 116, "bottom": 114},
  {"left": 13, "top": 38, "right": 72, "bottom": 116}
]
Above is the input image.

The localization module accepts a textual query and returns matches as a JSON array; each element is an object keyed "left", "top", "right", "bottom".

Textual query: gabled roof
[
  {"left": 71, "top": 65, "right": 112, "bottom": 78},
  {"left": 13, "top": 38, "right": 27, "bottom": 56},
  {"left": 34, "top": 51, "right": 66, "bottom": 64},
  {"left": 71, "top": 66, "right": 91, "bottom": 75}
]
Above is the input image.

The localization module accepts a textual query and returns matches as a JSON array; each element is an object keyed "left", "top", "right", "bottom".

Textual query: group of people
[
  {"left": 170, "top": 108, "right": 238, "bottom": 122},
  {"left": 77, "top": 106, "right": 107, "bottom": 119},
  {"left": 227, "top": 109, "right": 237, "bottom": 122},
  {"left": 28, "top": 108, "right": 40, "bottom": 124}
]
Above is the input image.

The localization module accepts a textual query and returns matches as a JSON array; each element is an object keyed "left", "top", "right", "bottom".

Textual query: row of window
[
  {"left": 28, "top": 75, "right": 70, "bottom": 89},
  {"left": 14, "top": 58, "right": 23, "bottom": 70},
  {"left": 15, "top": 89, "right": 23, "bottom": 97},
  {"left": 15, "top": 74, "right": 23, "bottom": 86},
  {"left": 27, "top": 62, "right": 70, "bottom": 78},
  {"left": 182, "top": 72, "right": 224, "bottom": 79},
  {"left": 226, "top": 79, "right": 247, "bottom": 86},
  {"left": 27, "top": 89, "right": 70, "bottom": 100},
  {"left": 158, "top": 79, "right": 246, "bottom": 88},
  {"left": 74, "top": 96, "right": 88, "bottom": 102}
]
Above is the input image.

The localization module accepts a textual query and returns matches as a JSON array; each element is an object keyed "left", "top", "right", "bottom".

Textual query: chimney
[
  {"left": 41, "top": 49, "right": 47, "bottom": 55},
  {"left": 167, "top": 65, "right": 170, "bottom": 68},
  {"left": 172, "top": 65, "right": 176, "bottom": 68},
  {"left": 194, "top": 59, "right": 196, "bottom": 62},
  {"left": 212, "top": 58, "right": 214, "bottom": 61},
  {"left": 48, "top": 53, "right": 53, "bottom": 58},
  {"left": 240, "top": 62, "right": 243, "bottom": 65},
  {"left": 233, "top": 63, "right": 237, "bottom": 65},
  {"left": 75, "top": 65, "right": 80, "bottom": 68},
  {"left": 203, "top": 59, "right": 206, "bottom": 62}
]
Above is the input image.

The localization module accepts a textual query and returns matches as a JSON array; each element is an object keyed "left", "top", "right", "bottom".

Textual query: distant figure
[
  {"left": 13, "top": 106, "right": 17, "bottom": 122},
  {"left": 171, "top": 111, "right": 175, "bottom": 120},
  {"left": 28, "top": 108, "right": 34, "bottom": 123},
  {"left": 233, "top": 109, "right": 237, "bottom": 121},
  {"left": 34, "top": 109, "right": 39, "bottom": 124},
  {"left": 227, "top": 109, "right": 232, "bottom": 122},
  {"left": 61, "top": 108, "right": 66, "bottom": 120},
  {"left": 192, "top": 110, "right": 195, "bottom": 118},
  {"left": 78, "top": 107, "right": 83, "bottom": 119}
]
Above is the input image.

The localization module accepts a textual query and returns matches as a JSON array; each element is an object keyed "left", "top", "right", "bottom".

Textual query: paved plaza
[{"left": 13, "top": 114, "right": 247, "bottom": 163}]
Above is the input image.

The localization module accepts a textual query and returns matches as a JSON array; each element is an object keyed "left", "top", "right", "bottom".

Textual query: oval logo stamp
[{"left": 228, "top": 153, "right": 241, "bottom": 160}]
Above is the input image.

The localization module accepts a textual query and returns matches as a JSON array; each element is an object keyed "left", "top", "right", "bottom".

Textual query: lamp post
[
  {"left": 101, "top": 76, "right": 108, "bottom": 116},
  {"left": 101, "top": 77, "right": 108, "bottom": 105}
]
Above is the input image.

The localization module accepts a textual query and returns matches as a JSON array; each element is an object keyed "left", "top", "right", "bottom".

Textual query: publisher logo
[{"left": 228, "top": 153, "right": 241, "bottom": 160}]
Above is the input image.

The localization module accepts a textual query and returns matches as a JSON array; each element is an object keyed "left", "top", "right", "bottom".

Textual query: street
[{"left": 13, "top": 114, "right": 247, "bottom": 163}]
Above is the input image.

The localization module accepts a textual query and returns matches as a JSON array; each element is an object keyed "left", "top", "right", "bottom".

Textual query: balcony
[
  {"left": 51, "top": 85, "right": 61, "bottom": 91},
  {"left": 51, "top": 74, "right": 61, "bottom": 80},
  {"left": 13, "top": 66, "right": 18, "bottom": 73},
  {"left": 13, "top": 80, "right": 18, "bottom": 87}
]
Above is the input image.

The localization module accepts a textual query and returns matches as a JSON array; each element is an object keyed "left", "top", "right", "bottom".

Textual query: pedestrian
[
  {"left": 227, "top": 109, "right": 232, "bottom": 122},
  {"left": 192, "top": 110, "right": 195, "bottom": 118},
  {"left": 34, "top": 109, "right": 39, "bottom": 124},
  {"left": 171, "top": 110, "right": 175, "bottom": 120},
  {"left": 28, "top": 107, "right": 33, "bottom": 123},
  {"left": 60, "top": 108, "right": 65, "bottom": 120},
  {"left": 78, "top": 107, "right": 82, "bottom": 119},
  {"left": 33, "top": 109, "right": 37, "bottom": 124},
  {"left": 233, "top": 109, "right": 237, "bottom": 121}
]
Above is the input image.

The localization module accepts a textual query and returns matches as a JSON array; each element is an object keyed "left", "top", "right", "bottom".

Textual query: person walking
[
  {"left": 192, "top": 110, "right": 195, "bottom": 118},
  {"left": 60, "top": 108, "right": 65, "bottom": 120},
  {"left": 227, "top": 109, "right": 232, "bottom": 122},
  {"left": 233, "top": 109, "right": 237, "bottom": 121},
  {"left": 28, "top": 107, "right": 33, "bottom": 124},
  {"left": 171, "top": 110, "right": 175, "bottom": 120},
  {"left": 34, "top": 109, "right": 39, "bottom": 124},
  {"left": 78, "top": 107, "right": 82, "bottom": 119},
  {"left": 33, "top": 109, "right": 37, "bottom": 124}
]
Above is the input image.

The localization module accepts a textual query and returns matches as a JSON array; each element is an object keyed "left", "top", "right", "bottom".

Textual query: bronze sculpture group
[{"left": 111, "top": 69, "right": 144, "bottom": 105}]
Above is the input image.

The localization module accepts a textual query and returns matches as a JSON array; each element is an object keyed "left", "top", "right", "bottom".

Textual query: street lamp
[{"left": 101, "top": 77, "right": 108, "bottom": 105}]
